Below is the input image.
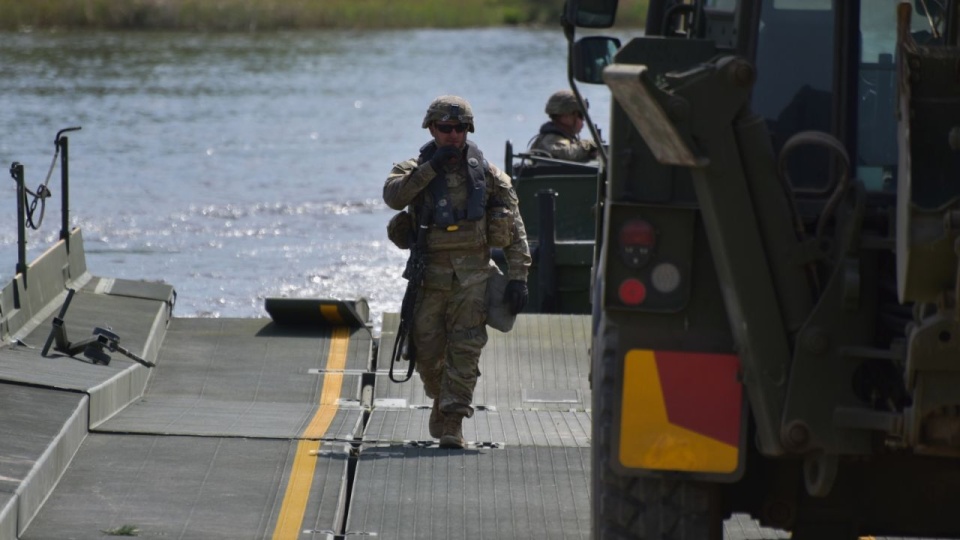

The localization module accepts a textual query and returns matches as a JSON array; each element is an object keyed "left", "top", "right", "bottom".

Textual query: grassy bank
[{"left": 0, "top": 0, "right": 648, "bottom": 31}]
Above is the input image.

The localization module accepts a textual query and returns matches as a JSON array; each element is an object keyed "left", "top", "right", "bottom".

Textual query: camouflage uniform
[
  {"left": 528, "top": 89, "right": 598, "bottom": 162},
  {"left": 384, "top": 97, "right": 531, "bottom": 420},
  {"left": 528, "top": 127, "right": 598, "bottom": 162}
]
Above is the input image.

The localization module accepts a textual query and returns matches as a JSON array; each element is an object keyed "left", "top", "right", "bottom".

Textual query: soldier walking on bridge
[{"left": 384, "top": 95, "right": 531, "bottom": 449}]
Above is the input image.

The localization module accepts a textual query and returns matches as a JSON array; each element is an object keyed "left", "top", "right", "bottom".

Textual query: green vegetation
[{"left": 0, "top": 0, "right": 647, "bottom": 31}]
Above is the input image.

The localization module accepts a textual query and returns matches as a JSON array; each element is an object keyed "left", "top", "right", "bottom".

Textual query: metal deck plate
[
  {"left": 0, "top": 287, "right": 166, "bottom": 391},
  {"left": 0, "top": 383, "right": 87, "bottom": 537},
  {"left": 152, "top": 318, "right": 372, "bottom": 373},
  {"left": 21, "top": 434, "right": 349, "bottom": 540},
  {"left": 97, "top": 317, "right": 369, "bottom": 439},
  {"left": 346, "top": 445, "right": 591, "bottom": 540},
  {"left": 725, "top": 513, "right": 791, "bottom": 539},
  {"left": 81, "top": 276, "right": 176, "bottom": 303},
  {"left": 30, "top": 285, "right": 166, "bottom": 358},
  {"left": 363, "top": 408, "right": 591, "bottom": 448},
  {"left": 2, "top": 279, "right": 906, "bottom": 540},
  {"left": 376, "top": 313, "right": 591, "bottom": 411},
  {"left": 0, "top": 492, "right": 13, "bottom": 540},
  {"left": 0, "top": 344, "right": 127, "bottom": 394},
  {"left": 98, "top": 396, "right": 365, "bottom": 439},
  {"left": 0, "top": 384, "right": 84, "bottom": 487}
]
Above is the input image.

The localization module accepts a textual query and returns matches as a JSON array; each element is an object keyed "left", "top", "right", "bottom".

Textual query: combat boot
[
  {"left": 429, "top": 399, "right": 444, "bottom": 439},
  {"left": 439, "top": 412, "right": 465, "bottom": 449}
]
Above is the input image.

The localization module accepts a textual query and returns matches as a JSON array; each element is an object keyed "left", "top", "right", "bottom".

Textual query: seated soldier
[{"left": 527, "top": 89, "right": 598, "bottom": 162}]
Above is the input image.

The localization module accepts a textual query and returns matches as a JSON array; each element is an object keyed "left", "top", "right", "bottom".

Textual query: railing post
[
  {"left": 11, "top": 162, "right": 27, "bottom": 306},
  {"left": 56, "top": 126, "right": 81, "bottom": 251},
  {"left": 60, "top": 136, "right": 70, "bottom": 248}
]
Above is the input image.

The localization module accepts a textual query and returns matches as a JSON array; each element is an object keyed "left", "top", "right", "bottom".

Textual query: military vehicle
[
  {"left": 502, "top": 141, "right": 599, "bottom": 314},
  {"left": 564, "top": 0, "right": 960, "bottom": 538}
]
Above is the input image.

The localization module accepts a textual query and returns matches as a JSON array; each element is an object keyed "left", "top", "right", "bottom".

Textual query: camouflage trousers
[{"left": 412, "top": 274, "right": 488, "bottom": 418}]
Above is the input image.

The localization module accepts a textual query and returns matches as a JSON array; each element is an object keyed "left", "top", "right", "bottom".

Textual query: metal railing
[{"left": 8, "top": 126, "right": 81, "bottom": 307}]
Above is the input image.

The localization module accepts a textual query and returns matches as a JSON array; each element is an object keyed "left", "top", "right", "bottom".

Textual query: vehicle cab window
[{"left": 752, "top": 0, "right": 836, "bottom": 192}]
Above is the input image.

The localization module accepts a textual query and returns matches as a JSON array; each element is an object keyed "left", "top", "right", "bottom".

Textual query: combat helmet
[
  {"left": 422, "top": 95, "right": 475, "bottom": 132},
  {"left": 545, "top": 89, "right": 584, "bottom": 116}
]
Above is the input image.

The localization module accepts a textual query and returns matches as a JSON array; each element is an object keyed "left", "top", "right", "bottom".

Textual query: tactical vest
[
  {"left": 418, "top": 140, "right": 487, "bottom": 228},
  {"left": 417, "top": 140, "right": 491, "bottom": 252}
]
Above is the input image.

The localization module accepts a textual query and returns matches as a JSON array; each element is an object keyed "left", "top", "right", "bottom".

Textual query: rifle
[{"left": 389, "top": 204, "right": 432, "bottom": 383}]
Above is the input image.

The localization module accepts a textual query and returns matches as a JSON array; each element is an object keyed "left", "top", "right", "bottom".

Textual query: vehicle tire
[{"left": 591, "top": 314, "right": 723, "bottom": 540}]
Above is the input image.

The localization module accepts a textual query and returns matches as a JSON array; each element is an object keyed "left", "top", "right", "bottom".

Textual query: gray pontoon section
[
  {"left": 364, "top": 408, "right": 592, "bottom": 447},
  {"left": 0, "top": 384, "right": 87, "bottom": 539},
  {"left": 21, "top": 435, "right": 349, "bottom": 540},
  {"left": 375, "top": 313, "right": 591, "bottom": 411},
  {"left": 351, "top": 313, "right": 594, "bottom": 538},
  {"left": 0, "top": 232, "right": 175, "bottom": 538},
  {"left": 22, "top": 314, "right": 369, "bottom": 538},
  {"left": 11, "top": 312, "right": 367, "bottom": 538},
  {"left": 2, "top": 234, "right": 371, "bottom": 538},
  {"left": 348, "top": 446, "right": 590, "bottom": 540},
  {"left": 0, "top": 234, "right": 877, "bottom": 539},
  {"left": 97, "top": 318, "right": 367, "bottom": 439},
  {"left": 0, "top": 277, "right": 172, "bottom": 427}
]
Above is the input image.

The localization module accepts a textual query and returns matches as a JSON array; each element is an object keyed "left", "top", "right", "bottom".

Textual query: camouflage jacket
[
  {"left": 528, "top": 122, "right": 597, "bottom": 162},
  {"left": 384, "top": 147, "right": 531, "bottom": 286}
]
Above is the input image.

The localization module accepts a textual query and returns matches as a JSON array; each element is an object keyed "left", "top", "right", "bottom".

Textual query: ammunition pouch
[
  {"left": 387, "top": 210, "right": 413, "bottom": 250},
  {"left": 486, "top": 206, "right": 514, "bottom": 248},
  {"left": 426, "top": 218, "right": 487, "bottom": 251}
]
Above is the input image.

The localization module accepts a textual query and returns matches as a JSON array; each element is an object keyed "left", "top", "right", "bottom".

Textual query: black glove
[
  {"left": 504, "top": 280, "right": 528, "bottom": 315},
  {"left": 430, "top": 145, "right": 461, "bottom": 170}
]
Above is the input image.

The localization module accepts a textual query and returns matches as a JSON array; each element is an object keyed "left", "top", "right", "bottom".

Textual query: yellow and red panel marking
[{"left": 620, "top": 349, "right": 742, "bottom": 474}]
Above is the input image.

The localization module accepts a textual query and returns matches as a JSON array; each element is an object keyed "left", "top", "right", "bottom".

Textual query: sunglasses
[{"left": 435, "top": 123, "right": 469, "bottom": 134}]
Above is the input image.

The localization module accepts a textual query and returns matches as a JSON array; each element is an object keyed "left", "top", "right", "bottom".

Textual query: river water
[{"left": 0, "top": 28, "right": 623, "bottom": 332}]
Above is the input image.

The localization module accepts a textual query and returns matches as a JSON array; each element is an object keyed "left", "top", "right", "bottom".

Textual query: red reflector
[
  {"left": 620, "top": 219, "right": 656, "bottom": 247},
  {"left": 619, "top": 279, "right": 647, "bottom": 305}
]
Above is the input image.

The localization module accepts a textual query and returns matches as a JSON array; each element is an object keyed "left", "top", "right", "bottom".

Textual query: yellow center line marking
[{"left": 272, "top": 326, "right": 349, "bottom": 540}]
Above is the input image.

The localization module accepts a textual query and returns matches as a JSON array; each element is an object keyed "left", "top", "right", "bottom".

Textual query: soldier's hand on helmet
[
  {"left": 430, "top": 145, "right": 461, "bottom": 170},
  {"left": 504, "top": 280, "right": 528, "bottom": 315}
]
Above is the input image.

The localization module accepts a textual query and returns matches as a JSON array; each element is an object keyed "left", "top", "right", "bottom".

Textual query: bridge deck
[{"left": 0, "top": 264, "right": 906, "bottom": 539}]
